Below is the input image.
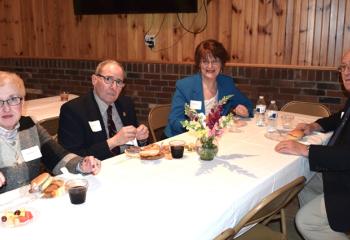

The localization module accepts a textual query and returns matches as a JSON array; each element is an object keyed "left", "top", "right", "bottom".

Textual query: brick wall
[{"left": 0, "top": 58, "right": 348, "bottom": 124}]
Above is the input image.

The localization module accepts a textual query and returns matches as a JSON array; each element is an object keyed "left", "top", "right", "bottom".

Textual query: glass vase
[{"left": 195, "top": 137, "right": 218, "bottom": 161}]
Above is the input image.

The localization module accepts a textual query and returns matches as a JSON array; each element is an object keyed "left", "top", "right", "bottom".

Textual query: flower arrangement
[{"left": 181, "top": 95, "right": 233, "bottom": 150}]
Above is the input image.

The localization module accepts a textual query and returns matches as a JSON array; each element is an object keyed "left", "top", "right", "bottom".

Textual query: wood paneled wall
[{"left": 1, "top": 0, "right": 350, "bottom": 66}]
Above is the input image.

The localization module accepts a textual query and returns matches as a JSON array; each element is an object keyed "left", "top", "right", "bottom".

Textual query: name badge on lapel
[
  {"left": 89, "top": 120, "right": 102, "bottom": 132},
  {"left": 190, "top": 100, "right": 202, "bottom": 110},
  {"left": 21, "top": 146, "right": 42, "bottom": 162}
]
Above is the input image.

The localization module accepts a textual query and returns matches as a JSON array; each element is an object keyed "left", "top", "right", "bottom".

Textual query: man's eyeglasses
[
  {"left": 96, "top": 74, "right": 125, "bottom": 88},
  {"left": 0, "top": 96, "right": 23, "bottom": 107},
  {"left": 338, "top": 64, "right": 350, "bottom": 72},
  {"left": 201, "top": 59, "right": 221, "bottom": 67}
]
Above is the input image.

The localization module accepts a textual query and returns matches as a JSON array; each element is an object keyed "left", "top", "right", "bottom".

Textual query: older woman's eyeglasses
[
  {"left": 338, "top": 64, "right": 350, "bottom": 72},
  {"left": 96, "top": 74, "right": 125, "bottom": 88},
  {"left": 0, "top": 96, "right": 23, "bottom": 107},
  {"left": 201, "top": 59, "right": 221, "bottom": 67}
]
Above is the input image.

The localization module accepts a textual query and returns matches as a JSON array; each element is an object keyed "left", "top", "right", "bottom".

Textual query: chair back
[
  {"left": 215, "top": 176, "right": 306, "bottom": 240},
  {"left": 38, "top": 116, "right": 59, "bottom": 139},
  {"left": 281, "top": 101, "right": 330, "bottom": 117},
  {"left": 148, "top": 104, "right": 171, "bottom": 142}
]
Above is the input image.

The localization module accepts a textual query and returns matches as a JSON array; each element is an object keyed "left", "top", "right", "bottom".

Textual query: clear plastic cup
[
  {"left": 66, "top": 179, "right": 88, "bottom": 204},
  {"left": 169, "top": 140, "right": 185, "bottom": 159},
  {"left": 281, "top": 114, "right": 294, "bottom": 130}
]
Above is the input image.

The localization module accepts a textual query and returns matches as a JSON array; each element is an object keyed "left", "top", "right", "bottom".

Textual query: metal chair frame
[
  {"left": 280, "top": 101, "right": 331, "bottom": 117},
  {"left": 147, "top": 104, "right": 171, "bottom": 142},
  {"left": 215, "top": 176, "right": 306, "bottom": 240}
]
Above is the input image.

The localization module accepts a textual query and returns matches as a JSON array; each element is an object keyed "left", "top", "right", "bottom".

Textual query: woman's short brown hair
[{"left": 194, "top": 39, "right": 230, "bottom": 70}]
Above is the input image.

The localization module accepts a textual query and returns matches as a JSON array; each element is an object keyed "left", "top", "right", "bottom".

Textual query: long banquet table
[
  {"left": 22, "top": 94, "right": 78, "bottom": 122},
  {"left": 0, "top": 112, "right": 331, "bottom": 240}
]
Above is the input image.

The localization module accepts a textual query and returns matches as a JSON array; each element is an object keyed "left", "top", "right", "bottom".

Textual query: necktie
[
  {"left": 327, "top": 106, "right": 350, "bottom": 146},
  {"left": 107, "top": 105, "right": 120, "bottom": 154}
]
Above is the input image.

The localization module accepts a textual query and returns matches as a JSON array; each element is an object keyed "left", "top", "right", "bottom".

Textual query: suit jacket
[
  {"left": 58, "top": 91, "right": 139, "bottom": 160},
  {"left": 309, "top": 98, "right": 350, "bottom": 232},
  {"left": 164, "top": 73, "right": 253, "bottom": 137}
]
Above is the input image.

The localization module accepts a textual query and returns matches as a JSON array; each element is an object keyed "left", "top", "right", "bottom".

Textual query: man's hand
[
  {"left": 136, "top": 124, "right": 149, "bottom": 141},
  {"left": 110, "top": 125, "right": 137, "bottom": 147},
  {"left": 295, "top": 122, "right": 322, "bottom": 135},
  {"left": 275, "top": 140, "right": 309, "bottom": 157},
  {"left": 79, "top": 156, "right": 101, "bottom": 175}
]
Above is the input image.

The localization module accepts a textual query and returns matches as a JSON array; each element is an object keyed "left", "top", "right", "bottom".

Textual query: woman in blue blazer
[{"left": 164, "top": 39, "right": 253, "bottom": 137}]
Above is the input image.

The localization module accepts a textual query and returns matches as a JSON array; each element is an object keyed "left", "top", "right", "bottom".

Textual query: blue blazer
[{"left": 164, "top": 73, "right": 253, "bottom": 137}]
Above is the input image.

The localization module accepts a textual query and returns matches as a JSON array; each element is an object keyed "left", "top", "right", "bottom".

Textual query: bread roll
[
  {"left": 139, "top": 144, "right": 161, "bottom": 158},
  {"left": 30, "top": 173, "right": 53, "bottom": 192},
  {"left": 287, "top": 129, "right": 305, "bottom": 140}
]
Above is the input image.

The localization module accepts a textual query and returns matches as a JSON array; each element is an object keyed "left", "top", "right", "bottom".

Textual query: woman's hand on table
[
  {"left": 0, "top": 171, "right": 5, "bottom": 187},
  {"left": 233, "top": 104, "right": 249, "bottom": 117},
  {"left": 80, "top": 156, "right": 101, "bottom": 175},
  {"left": 275, "top": 140, "right": 309, "bottom": 157}
]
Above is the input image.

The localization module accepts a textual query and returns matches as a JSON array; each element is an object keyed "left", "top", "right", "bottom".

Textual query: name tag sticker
[
  {"left": 190, "top": 100, "right": 202, "bottom": 110},
  {"left": 89, "top": 120, "right": 102, "bottom": 132},
  {"left": 21, "top": 146, "right": 42, "bottom": 162}
]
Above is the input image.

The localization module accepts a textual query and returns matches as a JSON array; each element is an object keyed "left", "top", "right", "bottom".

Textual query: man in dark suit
[
  {"left": 275, "top": 51, "right": 350, "bottom": 239},
  {"left": 58, "top": 60, "right": 149, "bottom": 160}
]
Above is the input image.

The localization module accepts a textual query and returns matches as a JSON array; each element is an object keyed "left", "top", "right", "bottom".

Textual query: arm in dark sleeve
[
  {"left": 309, "top": 144, "right": 350, "bottom": 172},
  {"left": 316, "top": 111, "right": 343, "bottom": 132},
  {"left": 37, "top": 124, "right": 81, "bottom": 174}
]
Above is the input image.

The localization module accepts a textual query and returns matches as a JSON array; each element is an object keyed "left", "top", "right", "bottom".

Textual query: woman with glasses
[
  {"left": 0, "top": 71, "right": 101, "bottom": 193},
  {"left": 164, "top": 39, "right": 253, "bottom": 137},
  {"left": 58, "top": 60, "right": 149, "bottom": 160}
]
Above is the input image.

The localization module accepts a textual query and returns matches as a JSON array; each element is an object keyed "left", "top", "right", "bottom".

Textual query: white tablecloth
[
  {"left": 22, "top": 95, "right": 78, "bottom": 122},
  {"left": 0, "top": 112, "right": 331, "bottom": 240}
]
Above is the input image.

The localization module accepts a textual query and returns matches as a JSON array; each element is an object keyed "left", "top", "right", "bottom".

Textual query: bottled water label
[
  {"left": 267, "top": 110, "right": 277, "bottom": 120},
  {"left": 256, "top": 105, "right": 266, "bottom": 113},
  {"left": 267, "top": 110, "right": 278, "bottom": 132}
]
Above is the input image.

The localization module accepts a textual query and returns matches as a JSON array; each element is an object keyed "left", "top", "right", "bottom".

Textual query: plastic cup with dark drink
[
  {"left": 169, "top": 140, "right": 185, "bottom": 159},
  {"left": 66, "top": 179, "right": 88, "bottom": 205}
]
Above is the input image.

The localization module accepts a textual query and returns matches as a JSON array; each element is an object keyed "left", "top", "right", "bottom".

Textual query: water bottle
[
  {"left": 255, "top": 96, "right": 266, "bottom": 126},
  {"left": 267, "top": 100, "right": 278, "bottom": 132}
]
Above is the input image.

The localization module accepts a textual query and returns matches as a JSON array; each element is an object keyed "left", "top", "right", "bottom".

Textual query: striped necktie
[
  {"left": 107, "top": 105, "right": 117, "bottom": 137},
  {"left": 107, "top": 105, "right": 119, "bottom": 155}
]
